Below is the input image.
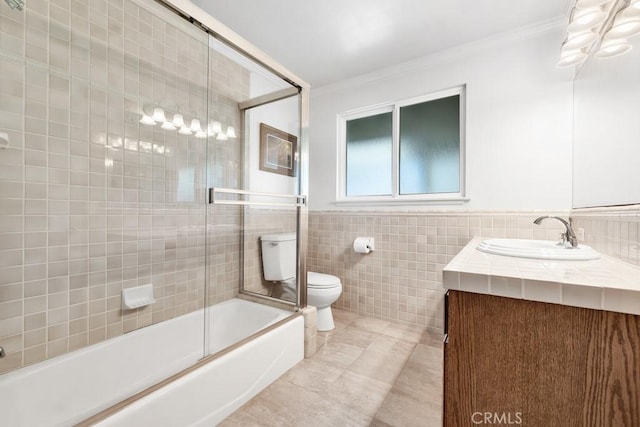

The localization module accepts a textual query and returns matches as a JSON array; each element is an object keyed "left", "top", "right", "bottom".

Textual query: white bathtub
[{"left": 0, "top": 298, "right": 303, "bottom": 427}]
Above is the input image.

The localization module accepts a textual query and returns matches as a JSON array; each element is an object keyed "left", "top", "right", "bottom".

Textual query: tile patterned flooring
[{"left": 220, "top": 309, "right": 444, "bottom": 426}]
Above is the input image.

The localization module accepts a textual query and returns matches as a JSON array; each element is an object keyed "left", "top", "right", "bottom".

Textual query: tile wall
[
  {"left": 206, "top": 205, "right": 241, "bottom": 306},
  {"left": 307, "top": 211, "right": 567, "bottom": 332},
  {"left": 571, "top": 205, "right": 640, "bottom": 268},
  {"left": 0, "top": 0, "right": 248, "bottom": 373}
]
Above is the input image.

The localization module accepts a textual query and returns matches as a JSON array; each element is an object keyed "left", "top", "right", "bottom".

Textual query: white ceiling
[{"left": 192, "top": 0, "right": 570, "bottom": 88}]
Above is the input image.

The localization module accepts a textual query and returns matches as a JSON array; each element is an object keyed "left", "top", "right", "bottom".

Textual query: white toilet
[{"left": 261, "top": 233, "right": 343, "bottom": 331}]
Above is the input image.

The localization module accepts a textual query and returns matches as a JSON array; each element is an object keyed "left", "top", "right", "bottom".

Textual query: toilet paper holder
[{"left": 353, "top": 237, "right": 375, "bottom": 254}]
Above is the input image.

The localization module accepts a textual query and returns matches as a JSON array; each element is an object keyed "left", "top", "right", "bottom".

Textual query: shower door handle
[{"left": 208, "top": 187, "right": 306, "bottom": 207}]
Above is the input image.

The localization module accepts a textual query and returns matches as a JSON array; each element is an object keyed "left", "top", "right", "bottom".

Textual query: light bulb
[
  {"left": 226, "top": 126, "right": 236, "bottom": 139},
  {"left": 161, "top": 121, "right": 176, "bottom": 130},
  {"left": 568, "top": 8, "right": 608, "bottom": 32},
  {"left": 608, "top": 18, "right": 640, "bottom": 38},
  {"left": 139, "top": 114, "right": 155, "bottom": 126},
  {"left": 557, "top": 48, "right": 587, "bottom": 67},
  {"left": 190, "top": 119, "right": 202, "bottom": 132},
  {"left": 207, "top": 122, "right": 216, "bottom": 137},
  {"left": 179, "top": 126, "right": 192, "bottom": 135},
  {"left": 564, "top": 31, "right": 598, "bottom": 50},
  {"left": 172, "top": 113, "right": 185, "bottom": 128},
  {"left": 152, "top": 107, "right": 166, "bottom": 123},
  {"left": 595, "top": 38, "right": 632, "bottom": 58}
]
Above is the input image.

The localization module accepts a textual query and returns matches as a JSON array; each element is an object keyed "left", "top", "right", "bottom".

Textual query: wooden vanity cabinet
[{"left": 443, "top": 290, "right": 640, "bottom": 426}]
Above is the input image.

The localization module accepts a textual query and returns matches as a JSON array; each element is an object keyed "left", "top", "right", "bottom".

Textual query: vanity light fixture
[
  {"left": 567, "top": 7, "right": 609, "bottom": 32},
  {"left": 139, "top": 114, "right": 155, "bottom": 126},
  {"left": 152, "top": 107, "right": 166, "bottom": 123},
  {"left": 565, "top": 30, "right": 599, "bottom": 49},
  {"left": 172, "top": 113, "right": 185, "bottom": 128},
  {"left": 559, "top": 0, "right": 639, "bottom": 67},
  {"left": 608, "top": 6, "right": 640, "bottom": 37},
  {"left": 558, "top": 49, "right": 589, "bottom": 66},
  {"left": 189, "top": 118, "right": 202, "bottom": 133},
  {"left": 161, "top": 120, "right": 176, "bottom": 130},
  {"left": 207, "top": 121, "right": 218, "bottom": 137},
  {"left": 595, "top": 36, "right": 633, "bottom": 56}
]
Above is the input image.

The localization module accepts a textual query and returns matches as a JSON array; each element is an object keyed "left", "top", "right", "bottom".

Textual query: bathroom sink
[{"left": 477, "top": 238, "right": 600, "bottom": 261}]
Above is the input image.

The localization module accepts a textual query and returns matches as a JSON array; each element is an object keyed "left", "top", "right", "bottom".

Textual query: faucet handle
[{"left": 557, "top": 232, "right": 568, "bottom": 247}]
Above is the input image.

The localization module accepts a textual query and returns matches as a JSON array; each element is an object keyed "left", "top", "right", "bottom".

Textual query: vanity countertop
[{"left": 443, "top": 237, "right": 640, "bottom": 315}]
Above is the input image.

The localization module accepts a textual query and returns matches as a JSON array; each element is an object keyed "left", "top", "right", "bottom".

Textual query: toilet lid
[{"left": 307, "top": 272, "right": 341, "bottom": 289}]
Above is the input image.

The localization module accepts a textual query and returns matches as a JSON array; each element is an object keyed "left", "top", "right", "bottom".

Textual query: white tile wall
[{"left": 572, "top": 205, "right": 640, "bottom": 268}]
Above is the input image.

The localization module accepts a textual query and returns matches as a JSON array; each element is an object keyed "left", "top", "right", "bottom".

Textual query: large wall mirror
[{"left": 573, "top": 35, "right": 640, "bottom": 208}]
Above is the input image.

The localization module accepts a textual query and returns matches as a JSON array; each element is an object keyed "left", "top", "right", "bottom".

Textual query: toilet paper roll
[{"left": 353, "top": 237, "right": 373, "bottom": 254}]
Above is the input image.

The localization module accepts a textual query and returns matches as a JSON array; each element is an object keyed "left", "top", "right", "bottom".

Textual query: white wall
[
  {"left": 308, "top": 24, "right": 574, "bottom": 211},
  {"left": 247, "top": 72, "right": 299, "bottom": 197}
]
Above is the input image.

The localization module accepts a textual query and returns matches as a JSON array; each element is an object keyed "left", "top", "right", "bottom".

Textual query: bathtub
[{"left": 0, "top": 298, "right": 304, "bottom": 427}]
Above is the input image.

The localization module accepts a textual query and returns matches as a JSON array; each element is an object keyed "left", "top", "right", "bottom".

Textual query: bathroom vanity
[{"left": 443, "top": 238, "right": 640, "bottom": 426}]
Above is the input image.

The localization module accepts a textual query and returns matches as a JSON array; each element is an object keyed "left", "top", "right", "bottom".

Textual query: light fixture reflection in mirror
[{"left": 138, "top": 107, "right": 236, "bottom": 140}]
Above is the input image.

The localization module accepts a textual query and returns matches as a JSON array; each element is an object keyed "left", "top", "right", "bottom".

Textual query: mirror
[{"left": 572, "top": 37, "right": 640, "bottom": 208}]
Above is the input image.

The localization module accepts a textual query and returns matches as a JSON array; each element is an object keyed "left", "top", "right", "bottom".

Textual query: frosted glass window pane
[
  {"left": 399, "top": 95, "right": 460, "bottom": 195},
  {"left": 346, "top": 112, "right": 393, "bottom": 196}
]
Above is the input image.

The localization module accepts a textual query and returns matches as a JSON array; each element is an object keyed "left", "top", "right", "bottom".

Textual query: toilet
[{"left": 261, "top": 233, "right": 342, "bottom": 331}]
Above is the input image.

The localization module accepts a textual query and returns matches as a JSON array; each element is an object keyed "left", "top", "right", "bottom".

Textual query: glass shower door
[{"left": 203, "top": 33, "right": 303, "bottom": 358}]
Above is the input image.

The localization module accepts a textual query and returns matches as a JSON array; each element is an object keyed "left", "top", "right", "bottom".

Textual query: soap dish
[{"left": 122, "top": 284, "right": 156, "bottom": 310}]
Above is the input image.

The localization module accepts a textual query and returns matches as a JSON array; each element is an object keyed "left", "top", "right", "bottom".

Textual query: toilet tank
[{"left": 260, "top": 232, "right": 297, "bottom": 281}]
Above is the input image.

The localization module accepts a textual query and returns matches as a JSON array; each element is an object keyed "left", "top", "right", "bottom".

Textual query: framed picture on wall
[{"left": 259, "top": 123, "right": 297, "bottom": 177}]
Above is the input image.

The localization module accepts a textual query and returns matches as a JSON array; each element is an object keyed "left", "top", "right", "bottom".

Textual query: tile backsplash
[
  {"left": 571, "top": 205, "right": 640, "bottom": 267},
  {"left": 307, "top": 211, "right": 567, "bottom": 332}
]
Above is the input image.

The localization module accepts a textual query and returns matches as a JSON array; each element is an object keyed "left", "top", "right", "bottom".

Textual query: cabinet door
[
  {"left": 444, "top": 290, "right": 527, "bottom": 426},
  {"left": 444, "top": 290, "right": 640, "bottom": 426}
]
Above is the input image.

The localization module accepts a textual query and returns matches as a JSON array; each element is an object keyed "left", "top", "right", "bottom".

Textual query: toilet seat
[{"left": 307, "top": 272, "right": 340, "bottom": 289}]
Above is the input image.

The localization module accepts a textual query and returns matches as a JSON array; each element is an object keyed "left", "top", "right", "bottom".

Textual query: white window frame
[{"left": 336, "top": 85, "right": 469, "bottom": 206}]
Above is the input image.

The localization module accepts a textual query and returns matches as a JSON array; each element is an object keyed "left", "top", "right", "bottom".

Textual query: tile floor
[{"left": 220, "top": 309, "right": 444, "bottom": 426}]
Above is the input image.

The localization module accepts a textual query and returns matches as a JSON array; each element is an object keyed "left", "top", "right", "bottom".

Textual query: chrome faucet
[{"left": 533, "top": 216, "right": 578, "bottom": 248}]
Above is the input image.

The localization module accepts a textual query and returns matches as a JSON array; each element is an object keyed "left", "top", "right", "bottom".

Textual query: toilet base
[{"left": 316, "top": 305, "right": 335, "bottom": 331}]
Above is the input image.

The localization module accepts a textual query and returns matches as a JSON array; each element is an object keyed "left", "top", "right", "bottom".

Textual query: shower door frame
[{"left": 152, "top": 0, "right": 310, "bottom": 310}]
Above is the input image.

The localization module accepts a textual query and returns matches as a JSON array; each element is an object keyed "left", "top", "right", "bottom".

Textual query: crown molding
[{"left": 311, "top": 17, "right": 566, "bottom": 98}]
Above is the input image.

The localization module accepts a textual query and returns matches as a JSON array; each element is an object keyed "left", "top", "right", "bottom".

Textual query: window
[{"left": 338, "top": 86, "right": 466, "bottom": 204}]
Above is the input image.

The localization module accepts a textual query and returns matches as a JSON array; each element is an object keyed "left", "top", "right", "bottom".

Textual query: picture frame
[{"left": 259, "top": 123, "right": 297, "bottom": 177}]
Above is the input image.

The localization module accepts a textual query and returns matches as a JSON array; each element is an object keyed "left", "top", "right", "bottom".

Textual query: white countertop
[{"left": 443, "top": 237, "right": 640, "bottom": 315}]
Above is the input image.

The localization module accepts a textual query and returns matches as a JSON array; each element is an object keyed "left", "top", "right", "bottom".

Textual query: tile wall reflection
[{"left": 0, "top": 0, "right": 246, "bottom": 373}]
